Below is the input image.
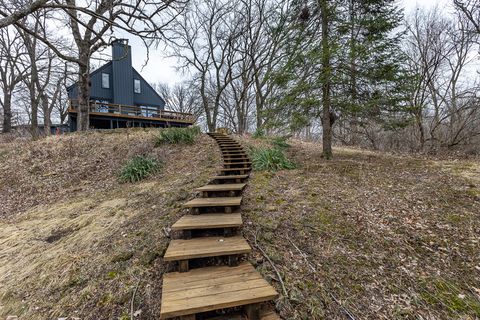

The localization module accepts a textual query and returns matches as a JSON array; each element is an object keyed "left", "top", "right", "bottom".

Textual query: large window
[
  {"left": 134, "top": 79, "right": 141, "bottom": 93},
  {"left": 101, "top": 73, "right": 110, "bottom": 89}
]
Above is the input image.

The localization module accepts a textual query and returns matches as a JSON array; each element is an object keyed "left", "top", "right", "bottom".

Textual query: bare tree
[
  {"left": 0, "top": 26, "right": 28, "bottom": 133},
  {"left": 404, "top": 7, "right": 480, "bottom": 151},
  {"left": 454, "top": 0, "right": 480, "bottom": 34},
  {"left": 155, "top": 81, "right": 203, "bottom": 118},
  {"left": 0, "top": 0, "right": 49, "bottom": 28},
  {"left": 169, "top": 0, "right": 244, "bottom": 132}
]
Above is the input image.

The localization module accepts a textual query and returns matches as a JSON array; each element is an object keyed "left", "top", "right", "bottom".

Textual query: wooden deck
[
  {"left": 68, "top": 100, "right": 195, "bottom": 128},
  {"left": 160, "top": 262, "right": 278, "bottom": 319}
]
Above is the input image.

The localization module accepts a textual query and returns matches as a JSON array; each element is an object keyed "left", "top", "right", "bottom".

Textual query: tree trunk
[
  {"left": 320, "top": 0, "right": 333, "bottom": 159},
  {"left": 2, "top": 91, "right": 12, "bottom": 133},
  {"left": 77, "top": 59, "right": 90, "bottom": 131},
  {"left": 42, "top": 93, "right": 52, "bottom": 135}
]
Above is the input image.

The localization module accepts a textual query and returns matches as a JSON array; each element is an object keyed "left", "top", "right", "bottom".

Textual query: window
[
  {"left": 134, "top": 79, "right": 141, "bottom": 93},
  {"left": 101, "top": 73, "right": 109, "bottom": 88}
]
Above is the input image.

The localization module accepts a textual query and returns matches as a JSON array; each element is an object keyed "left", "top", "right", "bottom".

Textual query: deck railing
[{"left": 68, "top": 100, "right": 195, "bottom": 123}]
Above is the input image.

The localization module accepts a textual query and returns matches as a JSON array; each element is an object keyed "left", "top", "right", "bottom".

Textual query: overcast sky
[{"left": 126, "top": 0, "right": 452, "bottom": 86}]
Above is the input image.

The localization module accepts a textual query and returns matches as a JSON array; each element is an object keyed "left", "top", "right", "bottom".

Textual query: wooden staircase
[{"left": 160, "top": 132, "right": 279, "bottom": 319}]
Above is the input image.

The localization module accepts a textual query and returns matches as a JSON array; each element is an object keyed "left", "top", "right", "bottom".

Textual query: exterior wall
[
  {"left": 67, "top": 63, "right": 114, "bottom": 102},
  {"left": 90, "top": 63, "right": 114, "bottom": 101},
  {"left": 132, "top": 69, "right": 165, "bottom": 110}
]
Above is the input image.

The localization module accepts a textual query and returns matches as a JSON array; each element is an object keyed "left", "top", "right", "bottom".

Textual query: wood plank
[
  {"left": 212, "top": 174, "right": 249, "bottom": 180},
  {"left": 172, "top": 213, "right": 242, "bottom": 230},
  {"left": 219, "top": 168, "right": 250, "bottom": 172},
  {"left": 163, "top": 236, "right": 251, "bottom": 261},
  {"left": 160, "top": 262, "right": 278, "bottom": 319},
  {"left": 183, "top": 197, "right": 242, "bottom": 208},
  {"left": 196, "top": 183, "right": 246, "bottom": 192},
  {"left": 224, "top": 161, "right": 252, "bottom": 165}
]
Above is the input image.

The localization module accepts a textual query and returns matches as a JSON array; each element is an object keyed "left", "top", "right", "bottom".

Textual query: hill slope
[
  {"left": 1, "top": 131, "right": 479, "bottom": 319},
  {"left": 0, "top": 129, "right": 219, "bottom": 319}
]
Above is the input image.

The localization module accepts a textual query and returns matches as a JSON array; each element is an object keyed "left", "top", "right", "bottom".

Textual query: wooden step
[
  {"left": 223, "top": 153, "right": 248, "bottom": 157},
  {"left": 160, "top": 262, "right": 279, "bottom": 319},
  {"left": 222, "top": 149, "right": 245, "bottom": 153},
  {"left": 225, "top": 161, "right": 252, "bottom": 166},
  {"left": 183, "top": 197, "right": 242, "bottom": 208},
  {"left": 219, "top": 168, "right": 251, "bottom": 173},
  {"left": 223, "top": 155, "right": 249, "bottom": 159},
  {"left": 196, "top": 183, "right": 246, "bottom": 192},
  {"left": 212, "top": 174, "right": 249, "bottom": 181},
  {"left": 164, "top": 236, "right": 251, "bottom": 262},
  {"left": 172, "top": 213, "right": 242, "bottom": 231}
]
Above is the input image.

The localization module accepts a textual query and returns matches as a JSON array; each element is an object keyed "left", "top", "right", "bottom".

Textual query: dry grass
[
  {"left": 239, "top": 138, "right": 480, "bottom": 319},
  {"left": 0, "top": 128, "right": 218, "bottom": 319}
]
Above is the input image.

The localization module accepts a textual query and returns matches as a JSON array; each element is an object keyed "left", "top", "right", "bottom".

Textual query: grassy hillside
[
  {"left": 0, "top": 129, "right": 219, "bottom": 319},
  {"left": 1, "top": 131, "right": 479, "bottom": 319}
]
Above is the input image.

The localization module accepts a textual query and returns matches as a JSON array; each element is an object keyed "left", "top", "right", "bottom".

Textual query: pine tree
[{"left": 271, "top": 0, "right": 408, "bottom": 157}]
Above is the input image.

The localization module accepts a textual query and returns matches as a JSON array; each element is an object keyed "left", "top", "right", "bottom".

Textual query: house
[{"left": 67, "top": 39, "right": 194, "bottom": 131}]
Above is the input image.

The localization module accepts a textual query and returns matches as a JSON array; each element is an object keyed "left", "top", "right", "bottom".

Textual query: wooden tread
[
  {"left": 219, "top": 168, "right": 251, "bottom": 173},
  {"left": 212, "top": 174, "right": 249, "bottom": 180},
  {"left": 183, "top": 197, "right": 242, "bottom": 208},
  {"left": 172, "top": 213, "right": 242, "bottom": 230},
  {"left": 225, "top": 161, "right": 252, "bottom": 165},
  {"left": 164, "top": 236, "right": 251, "bottom": 261},
  {"left": 160, "top": 262, "right": 279, "bottom": 318},
  {"left": 196, "top": 183, "right": 246, "bottom": 192}
]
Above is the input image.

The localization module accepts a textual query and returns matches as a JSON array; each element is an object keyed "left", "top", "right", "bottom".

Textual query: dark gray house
[{"left": 67, "top": 39, "right": 194, "bottom": 130}]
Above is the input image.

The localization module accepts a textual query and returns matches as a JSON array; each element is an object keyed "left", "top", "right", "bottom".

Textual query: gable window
[
  {"left": 134, "top": 79, "right": 141, "bottom": 93},
  {"left": 101, "top": 73, "right": 110, "bottom": 89}
]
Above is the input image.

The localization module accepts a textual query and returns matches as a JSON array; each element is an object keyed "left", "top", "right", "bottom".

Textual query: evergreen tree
[{"left": 271, "top": 0, "right": 408, "bottom": 157}]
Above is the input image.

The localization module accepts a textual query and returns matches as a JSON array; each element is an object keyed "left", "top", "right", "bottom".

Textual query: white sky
[{"left": 125, "top": 0, "right": 452, "bottom": 87}]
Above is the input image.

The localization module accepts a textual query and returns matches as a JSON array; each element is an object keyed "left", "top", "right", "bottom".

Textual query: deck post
[
  {"left": 245, "top": 304, "right": 261, "bottom": 320},
  {"left": 179, "top": 260, "right": 189, "bottom": 272},
  {"left": 228, "top": 255, "right": 239, "bottom": 266}
]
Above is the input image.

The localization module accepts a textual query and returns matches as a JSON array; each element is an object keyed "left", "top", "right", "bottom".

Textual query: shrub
[
  {"left": 270, "top": 136, "right": 291, "bottom": 150},
  {"left": 155, "top": 126, "right": 200, "bottom": 145},
  {"left": 249, "top": 147, "right": 295, "bottom": 172},
  {"left": 119, "top": 155, "right": 162, "bottom": 183},
  {"left": 253, "top": 128, "right": 266, "bottom": 139}
]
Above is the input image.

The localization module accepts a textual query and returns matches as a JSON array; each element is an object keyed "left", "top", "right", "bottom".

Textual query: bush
[
  {"left": 155, "top": 126, "right": 200, "bottom": 145},
  {"left": 119, "top": 155, "right": 162, "bottom": 183},
  {"left": 270, "top": 136, "right": 291, "bottom": 150},
  {"left": 249, "top": 147, "right": 295, "bottom": 172},
  {"left": 253, "top": 128, "right": 266, "bottom": 139}
]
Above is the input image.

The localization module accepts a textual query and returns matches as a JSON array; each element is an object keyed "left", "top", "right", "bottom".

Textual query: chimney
[{"left": 111, "top": 39, "right": 134, "bottom": 106}]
